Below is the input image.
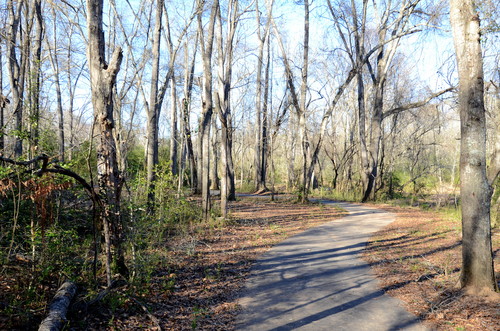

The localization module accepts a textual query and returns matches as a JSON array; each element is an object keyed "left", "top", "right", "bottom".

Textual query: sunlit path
[{"left": 237, "top": 201, "right": 429, "bottom": 331}]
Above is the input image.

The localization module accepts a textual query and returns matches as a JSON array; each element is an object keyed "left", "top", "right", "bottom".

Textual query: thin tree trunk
[
  {"left": 48, "top": 7, "right": 65, "bottom": 162},
  {"left": 182, "top": 39, "right": 198, "bottom": 192},
  {"left": 170, "top": 75, "right": 178, "bottom": 176},
  {"left": 259, "top": 34, "right": 271, "bottom": 190},
  {"left": 146, "top": 0, "right": 164, "bottom": 210},
  {"left": 298, "top": 0, "right": 310, "bottom": 201},
  {"left": 197, "top": 0, "right": 218, "bottom": 220},
  {"left": 253, "top": 0, "right": 267, "bottom": 191},
  {"left": 0, "top": 46, "right": 5, "bottom": 156},
  {"left": 28, "top": 0, "right": 43, "bottom": 159},
  {"left": 211, "top": 119, "right": 219, "bottom": 190}
]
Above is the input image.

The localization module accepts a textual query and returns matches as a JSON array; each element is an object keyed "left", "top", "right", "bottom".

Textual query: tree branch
[{"left": 382, "top": 87, "right": 454, "bottom": 120}]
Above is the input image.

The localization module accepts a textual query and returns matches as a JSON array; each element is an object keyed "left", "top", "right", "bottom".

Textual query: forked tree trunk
[
  {"left": 450, "top": 0, "right": 498, "bottom": 293},
  {"left": 253, "top": 0, "right": 272, "bottom": 192},
  {"left": 181, "top": 39, "right": 198, "bottom": 192},
  {"left": 86, "top": 0, "right": 127, "bottom": 285}
]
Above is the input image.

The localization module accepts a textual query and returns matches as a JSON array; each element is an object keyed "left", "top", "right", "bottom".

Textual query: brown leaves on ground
[
  {"left": 362, "top": 205, "right": 500, "bottom": 331},
  {"left": 81, "top": 197, "right": 346, "bottom": 330}
]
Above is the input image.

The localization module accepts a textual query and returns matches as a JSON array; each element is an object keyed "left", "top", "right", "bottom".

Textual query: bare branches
[{"left": 382, "top": 87, "right": 454, "bottom": 120}]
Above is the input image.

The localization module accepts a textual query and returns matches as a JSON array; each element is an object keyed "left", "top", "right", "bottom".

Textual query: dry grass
[{"left": 362, "top": 204, "right": 500, "bottom": 331}]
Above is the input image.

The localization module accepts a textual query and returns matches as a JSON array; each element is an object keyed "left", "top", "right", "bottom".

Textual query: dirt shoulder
[{"left": 362, "top": 204, "right": 500, "bottom": 331}]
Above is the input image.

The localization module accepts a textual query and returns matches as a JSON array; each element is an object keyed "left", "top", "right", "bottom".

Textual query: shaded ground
[
  {"left": 75, "top": 197, "right": 346, "bottom": 330},
  {"left": 2, "top": 197, "right": 498, "bottom": 330},
  {"left": 362, "top": 204, "right": 500, "bottom": 331}
]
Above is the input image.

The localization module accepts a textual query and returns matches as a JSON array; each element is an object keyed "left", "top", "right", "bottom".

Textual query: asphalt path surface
[{"left": 236, "top": 200, "right": 429, "bottom": 331}]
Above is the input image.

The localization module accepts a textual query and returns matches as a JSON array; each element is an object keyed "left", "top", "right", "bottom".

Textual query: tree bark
[
  {"left": 38, "top": 281, "right": 77, "bottom": 331},
  {"left": 146, "top": 0, "right": 164, "bottom": 210},
  {"left": 197, "top": 0, "right": 219, "bottom": 220},
  {"left": 27, "top": 0, "right": 43, "bottom": 159},
  {"left": 47, "top": 7, "right": 65, "bottom": 162},
  {"left": 0, "top": 46, "right": 6, "bottom": 156},
  {"left": 253, "top": 0, "right": 272, "bottom": 191},
  {"left": 170, "top": 75, "right": 178, "bottom": 176},
  {"left": 6, "top": 0, "right": 26, "bottom": 157},
  {"left": 450, "top": 0, "right": 498, "bottom": 293},
  {"left": 86, "top": 0, "right": 127, "bottom": 285},
  {"left": 181, "top": 39, "right": 198, "bottom": 192}
]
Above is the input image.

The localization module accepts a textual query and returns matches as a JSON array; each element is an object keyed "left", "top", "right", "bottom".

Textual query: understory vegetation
[{"left": 0, "top": 155, "right": 498, "bottom": 329}]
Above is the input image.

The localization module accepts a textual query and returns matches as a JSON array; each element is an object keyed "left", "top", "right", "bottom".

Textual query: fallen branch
[
  {"left": 130, "top": 296, "right": 162, "bottom": 330},
  {"left": 38, "top": 281, "right": 77, "bottom": 331}
]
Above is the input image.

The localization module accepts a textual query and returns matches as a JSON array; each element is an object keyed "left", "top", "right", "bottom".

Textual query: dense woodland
[{"left": 0, "top": 0, "right": 499, "bottom": 329}]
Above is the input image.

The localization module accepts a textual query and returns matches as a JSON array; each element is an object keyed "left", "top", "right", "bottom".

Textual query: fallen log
[{"left": 38, "top": 281, "right": 77, "bottom": 331}]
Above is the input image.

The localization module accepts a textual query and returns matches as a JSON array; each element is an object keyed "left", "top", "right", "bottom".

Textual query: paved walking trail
[{"left": 236, "top": 200, "right": 430, "bottom": 331}]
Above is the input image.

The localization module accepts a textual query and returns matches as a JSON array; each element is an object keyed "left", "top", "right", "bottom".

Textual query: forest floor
[
  {"left": 362, "top": 203, "right": 500, "bottom": 331},
  {"left": 78, "top": 196, "right": 348, "bottom": 330},
  {"left": 4, "top": 196, "right": 498, "bottom": 330},
  {"left": 80, "top": 196, "right": 499, "bottom": 331}
]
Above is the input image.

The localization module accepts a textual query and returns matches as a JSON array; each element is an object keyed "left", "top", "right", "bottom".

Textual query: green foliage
[
  {"left": 124, "top": 160, "right": 202, "bottom": 286},
  {"left": 126, "top": 145, "right": 145, "bottom": 175},
  {"left": 37, "top": 126, "right": 59, "bottom": 155},
  {"left": 69, "top": 140, "right": 97, "bottom": 178},
  {"left": 237, "top": 181, "right": 256, "bottom": 193},
  {"left": 311, "top": 187, "right": 361, "bottom": 202}
]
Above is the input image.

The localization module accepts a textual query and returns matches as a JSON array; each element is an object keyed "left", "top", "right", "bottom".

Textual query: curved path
[{"left": 236, "top": 200, "right": 429, "bottom": 331}]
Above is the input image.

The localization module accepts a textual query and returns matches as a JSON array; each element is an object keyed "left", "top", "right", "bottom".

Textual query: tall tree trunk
[
  {"left": 48, "top": 7, "right": 65, "bottom": 162},
  {"left": 27, "top": 0, "right": 43, "bottom": 159},
  {"left": 170, "top": 76, "right": 178, "bottom": 176},
  {"left": 7, "top": 0, "right": 25, "bottom": 157},
  {"left": 197, "top": 0, "right": 218, "bottom": 220},
  {"left": 0, "top": 47, "right": 5, "bottom": 156},
  {"left": 211, "top": 119, "right": 219, "bottom": 190},
  {"left": 253, "top": 0, "right": 272, "bottom": 191},
  {"left": 146, "top": 0, "right": 164, "bottom": 210},
  {"left": 86, "top": 0, "right": 127, "bottom": 285},
  {"left": 298, "top": 0, "right": 310, "bottom": 202},
  {"left": 216, "top": 0, "right": 241, "bottom": 218},
  {"left": 182, "top": 39, "right": 198, "bottom": 193},
  {"left": 450, "top": 0, "right": 499, "bottom": 293},
  {"left": 259, "top": 38, "right": 271, "bottom": 190}
]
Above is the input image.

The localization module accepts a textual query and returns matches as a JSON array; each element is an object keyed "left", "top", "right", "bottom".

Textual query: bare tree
[
  {"left": 46, "top": 6, "right": 65, "bottom": 162},
  {"left": 450, "top": 0, "right": 499, "bottom": 293},
  {"left": 170, "top": 75, "right": 178, "bottom": 176},
  {"left": 271, "top": 0, "right": 311, "bottom": 201},
  {"left": 197, "top": 0, "right": 219, "bottom": 220},
  {"left": 181, "top": 38, "right": 198, "bottom": 193},
  {"left": 25, "top": 0, "right": 44, "bottom": 158},
  {"left": 146, "top": 0, "right": 164, "bottom": 209},
  {"left": 6, "top": 0, "right": 26, "bottom": 157},
  {"left": 86, "top": 0, "right": 127, "bottom": 285},
  {"left": 253, "top": 0, "right": 272, "bottom": 192}
]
